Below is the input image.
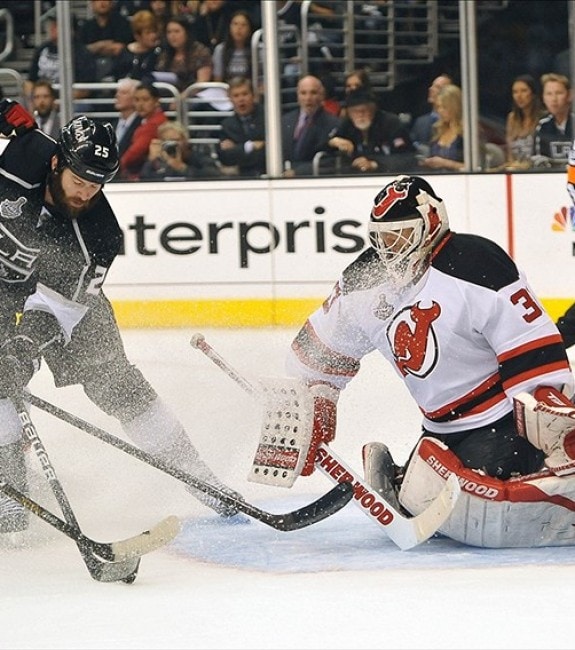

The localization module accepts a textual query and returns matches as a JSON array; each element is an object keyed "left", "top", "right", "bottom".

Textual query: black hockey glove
[
  {"left": 0, "top": 99, "right": 37, "bottom": 137},
  {"left": 0, "top": 336, "right": 37, "bottom": 398}
]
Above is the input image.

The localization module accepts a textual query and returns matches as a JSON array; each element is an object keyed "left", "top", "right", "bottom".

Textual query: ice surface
[{"left": 2, "top": 328, "right": 575, "bottom": 650}]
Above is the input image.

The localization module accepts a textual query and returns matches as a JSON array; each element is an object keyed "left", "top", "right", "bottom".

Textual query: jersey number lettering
[
  {"left": 94, "top": 144, "right": 109, "bottom": 159},
  {"left": 510, "top": 287, "right": 543, "bottom": 323},
  {"left": 86, "top": 265, "right": 107, "bottom": 295}
]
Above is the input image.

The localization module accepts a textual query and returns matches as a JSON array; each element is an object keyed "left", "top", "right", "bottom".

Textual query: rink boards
[{"left": 104, "top": 172, "right": 573, "bottom": 327}]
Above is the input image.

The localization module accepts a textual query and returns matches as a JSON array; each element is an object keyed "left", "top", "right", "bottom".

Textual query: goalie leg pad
[
  {"left": 399, "top": 437, "right": 575, "bottom": 547},
  {"left": 513, "top": 386, "right": 575, "bottom": 476}
]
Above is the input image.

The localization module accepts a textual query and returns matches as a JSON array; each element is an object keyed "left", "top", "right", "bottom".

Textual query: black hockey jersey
[
  {"left": 287, "top": 233, "right": 573, "bottom": 435},
  {"left": 0, "top": 130, "right": 122, "bottom": 339}
]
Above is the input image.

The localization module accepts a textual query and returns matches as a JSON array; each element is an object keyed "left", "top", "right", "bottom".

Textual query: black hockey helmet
[
  {"left": 57, "top": 116, "right": 119, "bottom": 184},
  {"left": 368, "top": 175, "right": 449, "bottom": 289}
]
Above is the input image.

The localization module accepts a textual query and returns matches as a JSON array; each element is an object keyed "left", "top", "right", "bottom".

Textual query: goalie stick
[
  {"left": 0, "top": 477, "right": 180, "bottom": 565},
  {"left": 11, "top": 395, "right": 172, "bottom": 583},
  {"left": 26, "top": 394, "right": 354, "bottom": 532},
  {"left": 189, "top": 332, "right": 461, "bottom": 550}
]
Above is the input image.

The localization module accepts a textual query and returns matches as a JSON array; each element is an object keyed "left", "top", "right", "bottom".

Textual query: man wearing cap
[{"left": 328, "top": 88, "right": 417, "bottom": 174}]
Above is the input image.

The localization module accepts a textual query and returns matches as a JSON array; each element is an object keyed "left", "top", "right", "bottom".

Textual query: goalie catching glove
[
  {"left": 513, "top": 385, "right": 575, "bottom": 476},
  {"left": 0, "top": 99, "right": 37, "bottom": 138},
  {"left": 248, "top": 379, "right": 339, "bottom": 487}
]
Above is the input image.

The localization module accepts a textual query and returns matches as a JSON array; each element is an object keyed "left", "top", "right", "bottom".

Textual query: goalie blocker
[
  {"left": 513, "top": 385, "right": 575, "bottom": 476},
  {"left": 400, "top": 436, "right": 575, "bottom": 547}
]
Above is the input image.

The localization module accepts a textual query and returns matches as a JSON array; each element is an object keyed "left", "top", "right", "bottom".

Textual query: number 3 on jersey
[{"left": 510, "top": 287, "right": 543, "bottom": 323}]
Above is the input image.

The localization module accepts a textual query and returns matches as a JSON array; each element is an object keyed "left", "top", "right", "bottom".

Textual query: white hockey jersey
[{"left": 287, "top": 231, "right": 574, "bottom": 435}]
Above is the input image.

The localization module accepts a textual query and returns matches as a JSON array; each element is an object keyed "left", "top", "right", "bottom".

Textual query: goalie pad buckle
[
  {"left": 513, "top": 386, "right": 575, "bottom": 476},
  {"left": 248, "top": 378, "right": 314, "bottom": 487}
]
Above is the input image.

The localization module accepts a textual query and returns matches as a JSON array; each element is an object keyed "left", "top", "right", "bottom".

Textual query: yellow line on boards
[{"left": 112, "top": 297, "right": 574, "bottom": 329}]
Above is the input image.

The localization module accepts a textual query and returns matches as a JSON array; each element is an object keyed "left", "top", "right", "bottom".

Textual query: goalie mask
[
  {"left": 57, "top": 116, "right": 119, "bottom": 184},
  {"left": 369, "top": 175, "right": 449, "bottom": 290}
]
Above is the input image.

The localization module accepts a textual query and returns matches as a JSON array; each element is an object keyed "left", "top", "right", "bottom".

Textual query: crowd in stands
[{"left": 14, "top": 0, "right": 575, "bottom": 182}]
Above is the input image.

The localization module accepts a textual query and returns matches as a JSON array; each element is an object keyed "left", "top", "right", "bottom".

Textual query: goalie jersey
[{"left": 287, "top": 232, "right": 573, "bottom": 436}]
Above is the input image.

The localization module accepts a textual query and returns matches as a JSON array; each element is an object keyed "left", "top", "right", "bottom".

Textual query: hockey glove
[
  {"left": 513, "top": 385, "right": 575, "bottom": 476},
  {"left": 301, "top": 383, "right": 339, "bottom": 476},
  {"left": 0, "top": 336, "right": 37, "bottom": 398},
  {"left": 0, "top": 99, "right": 37, "bottom": 138}
]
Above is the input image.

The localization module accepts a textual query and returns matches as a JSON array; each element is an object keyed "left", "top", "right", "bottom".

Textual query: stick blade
[
  {"left": 395, "top": 473, "right": 461, "bottom": 550},
  {"left": 87, "top": 556, "right": 142, "bottom": 583},
  {"left": 110, "top": 515, "right": 181, "bottom": 561},
  {"left": 262, "top": 481, "right": 354, "bottom": 531}
]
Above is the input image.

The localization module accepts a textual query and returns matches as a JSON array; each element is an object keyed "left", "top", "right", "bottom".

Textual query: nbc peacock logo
[{"left": 551, "top": 205, "right": 575, "bottom": 231}]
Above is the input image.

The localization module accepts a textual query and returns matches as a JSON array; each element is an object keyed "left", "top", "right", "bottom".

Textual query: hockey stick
[
  {"left": 189, "top": 333, "right": 461, "bottom": 550},
  {"left": 26, "top": 395, "right": 354, "bottom": 532},
  {"left": 12, "top": 395, "right": 165, "bottom": 583},
  {"left": 0, "top": 476, "right": 179, "bottom": 563}
]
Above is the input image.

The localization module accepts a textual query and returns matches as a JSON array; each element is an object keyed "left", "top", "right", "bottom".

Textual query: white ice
[{"left": 2, "top": 328, "right": 575, "bottom": 650}]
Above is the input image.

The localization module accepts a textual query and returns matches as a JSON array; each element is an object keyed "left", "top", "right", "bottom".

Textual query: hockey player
[
  {"left": 0, "top": 100, "right": 241, "bottom": 532},
  {"left": 285, "top": 174, "right": 575, "bottom": 547}
]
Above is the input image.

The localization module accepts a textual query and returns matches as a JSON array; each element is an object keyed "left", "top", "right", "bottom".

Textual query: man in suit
[
  {"left": 113, "top": 78, "right": 141, "bottom": 157},
  {"left": 31, "top": 79, "right": 60, "bottom": 140},
  {"left": 217, "top": 77, "right": 266, "bottom": 177},
  {"left": 281, "top": 74, "right": 340, "bottom": 176}
]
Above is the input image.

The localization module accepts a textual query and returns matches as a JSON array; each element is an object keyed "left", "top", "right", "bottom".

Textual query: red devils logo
[
  {"left": 388, "top": 301, "right": 441, "bottom": 377},
  {"left": 423, "top": 205, "right": 441, "bottom": 245},
  {"left": 371, "top": 185, "right": 409, "bottom": 220}
]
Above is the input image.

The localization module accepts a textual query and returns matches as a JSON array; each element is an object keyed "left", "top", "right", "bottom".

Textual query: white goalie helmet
[{"left": 368, "top": 175, "right": 449, "bottom": 290}]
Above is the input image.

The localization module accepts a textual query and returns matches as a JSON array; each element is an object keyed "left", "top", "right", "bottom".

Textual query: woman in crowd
[
  {"left": 419, "top": 83, "right": 465, "bottom": 172},
  {"left": 141, "top": 119, "right": 221, "bottom": 179},
  {"left": 112, "top": 9, "right": 162, "bottom": 83},
  {"left": 505, "top": 74, "right": 545, "bottom": 169},
  {"left": 212, "top": 9, "right": 254, "bottom": 84},
  {"left": 154, "top": 15, "right": 213, "bottom": 91}
]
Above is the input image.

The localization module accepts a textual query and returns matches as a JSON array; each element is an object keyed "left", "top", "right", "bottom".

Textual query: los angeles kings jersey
[
  {"left": 287, "top": 232, "right": 573, "bottom": 435},
  {"left": 0, "top": 129, "right": 122, "bottom": 339}
]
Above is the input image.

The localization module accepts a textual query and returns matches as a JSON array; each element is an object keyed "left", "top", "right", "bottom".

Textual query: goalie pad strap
[{"left": 399, "top": 437, "right": 575, "bottom": 547}]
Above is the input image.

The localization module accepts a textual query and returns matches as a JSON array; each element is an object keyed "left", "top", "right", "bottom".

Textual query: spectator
[
  {"left": 141, "top": 119, "right": 221, "bottom": 180},
  {"left": 321, "top": 73, "right": 341, "bottom": 117},
  {"left": 24, "top": 13, "right": 97, "bottom": 109},
  {"left": 212, "top": 9, "right": 254, "bottom": 84},
  {"left": 30, "top": 80, "right": 60, "bottom": 140},
  {"left": 281, "top": 74, "right": 340, "bottom": 176},
  {"left": 148, "top": 0, "right": 177, "bottom": 40},
  {"left": 193, "top": 0, "right": 234, "bottom": 52},
  {"left": 154, "top": 16, "right": 212, "bottom": 91},
  {"left": 409, "top": 73, "right": 453, "bottom": 154},
  {"left": 113, "top": 77, "right": 142, "bottom": 157},
  {"left": 532, "top": 72, "right": 574, "bottom": 168},
  {"left": 339, "top": 68, "right": 374, "bottom": 119},
  {"left": 111, "top": 9, "right": 162, "bottom": 82},
  {"left": 419, "top": 83, "right": 465, "bottom": 172},
  {"left": 505, "top": 74, "right": 545, "bottom": 169},
  {"left": 217, "top": 76, "right": 266, "bottom": 177},
  {"left": 328, "top": 88, "right": 417, "bottom": 174},
  {"left": 120, "top": 82, "right": 167, "bottom": 180},
  {"left": 80, "top": 0, "right": 133, "bottom": 81}
]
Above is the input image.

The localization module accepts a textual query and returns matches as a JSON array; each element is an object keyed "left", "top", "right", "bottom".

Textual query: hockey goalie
[{"left": 264, "top": 175, "right": 575, "bottom": 549}]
